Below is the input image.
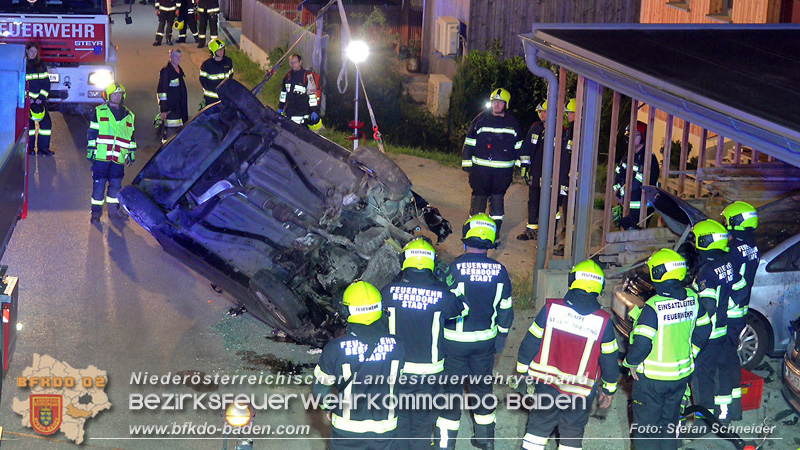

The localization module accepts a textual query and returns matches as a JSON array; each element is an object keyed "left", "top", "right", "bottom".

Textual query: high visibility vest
[
  {"left": 629, "top": 290, "right": 698, "bottom": 381},
  {"left": 93, "top": 105, "right": 135, "bottom": 164},
  {"left": 524, "top": 298, "right": 610, "bottom": 397}
]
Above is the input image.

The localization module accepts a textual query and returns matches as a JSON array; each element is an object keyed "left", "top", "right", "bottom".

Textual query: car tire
[
  {"left": 740, "top": 314, "right": 769, "bottom": 370},
  {"left": 348, "top": 146, "right": 411, "bottom": 201},
  {"left": 217, "top": 78, "right": 268, "bottom": 125},
  {"left": 248, "top": 270, "right": 310, "bottom": 337},
  {"left": 118, "top": 186, "right": 167, "bottom": 233}
]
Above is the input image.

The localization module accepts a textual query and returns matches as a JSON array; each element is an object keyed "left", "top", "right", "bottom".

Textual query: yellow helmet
[
  {"left": 173, "top": 20, "right": 185, "bottom": 31},
  {"left": 721, "top": 201, "right": 758, "bottom": 231},
  {"left": 342, "top": 281, "right": 382, "bottom": 325},
  {"left": 568, "top": 260, "right": 604, "bottom": 294},
  {"left": 462, "top": 214, "right": 496, "bottom": 249},
  {"left": 647, "top": 249, "right": 687, "bottom": 283},
  {"left": 308, "top": 116, "right": 323, "bottom": 131},
  {"left": 103, "top": 81, "right": 125, "bottom": 101},
  {"left": 565, "top": 98, "right": 577, "bottom": 113},
  {"left": 489, "top": 88, "right": 511, "bottom": 107},
  {"left": 208, "top": 39, "right": 226, "bottom": 55},
  {"left": 536, "top": 100, "right": 546, "bottom": 112},
  {"left": 401, "top": 237, "right": 435, "bottom": 272},
  {"left": 693, "top": 219, "right": 729, "bottom": 251}
]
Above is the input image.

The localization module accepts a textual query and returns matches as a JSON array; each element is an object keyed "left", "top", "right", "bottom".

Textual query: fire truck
[{"left": 0, "top": 0, "right": 124, "bottom": 114}]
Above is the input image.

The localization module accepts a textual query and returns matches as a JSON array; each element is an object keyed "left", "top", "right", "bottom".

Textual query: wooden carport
[{"left": 518, "top": 24, "right": 800, "bottom": 301}]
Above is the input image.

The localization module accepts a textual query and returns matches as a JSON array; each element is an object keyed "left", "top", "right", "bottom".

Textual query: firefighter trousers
[
  {"left": 469, "top": 166, "right": 513, "bottom": 233},
  {"left": 178, "top": 12, "right": 198, "bottom": 39},
  {"left": 726, "top": 317, "right": 746, "bottom": 421},
  {"left": 435, "top": 339, "right": 496, "bottom": 449},
  {"left": 693, "top": 336, "right": 739, "bottom": 421},
  {"left": 397, "top": 379, "right": 438, "bottom": 450},
  {"left": 197, "top": 12, "right": 218, "bottom": 43},
  {"left": 28, "top": 107, "right": 52, "bottom": 153},
  {"left": 525, "top": 184, "right": 566, "bottom": 229},
  {"left": 91, "top": 161, "right": 125, "bottom": 216},
  {"left": 155, "top": 11, "right": 176, "bottom": 42},
  {"left": 521, "top": 383, "right": 594, "bottom": 450},
  {"left": 329, "top": 427, "right": 396, "bottom": 450},
  {"left": 631, "top": 376, "right": 687, "bottom": 450}
]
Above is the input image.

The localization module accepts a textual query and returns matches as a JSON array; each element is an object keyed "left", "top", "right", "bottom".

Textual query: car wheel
[
  {"left": 217, "top": 78, "right": 269, "bottom": 125},
  {"left": 248, "top": 270, "right": 310, "bottom": 337},
  {"left": 118, "top": 186, "right": 167, "bottom": 233},
  {"left": 739, "top": 314, "right": 769, "bottom": 370},
  {"left": 348, "top": 146, "right": 411, "bottom": 201}
]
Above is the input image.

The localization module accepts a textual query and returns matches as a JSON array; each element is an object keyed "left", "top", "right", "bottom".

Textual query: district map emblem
[
  {"left": 30, "top": 394, "right": 62, "bottom": 435},
  {"left": 13, "top": 354, "right": 111, "bottom": 444}
]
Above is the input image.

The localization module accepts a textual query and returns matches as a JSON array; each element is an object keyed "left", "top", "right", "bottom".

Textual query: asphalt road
[{"left": 0, "top": 4, "right": 796, "bottom": 449}]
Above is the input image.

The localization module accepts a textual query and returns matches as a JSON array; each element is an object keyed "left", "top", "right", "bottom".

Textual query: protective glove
[
  {"left": 198, "top": 98, "right": 207, "bottom": 111},
  {"left": 520, "top": 166, "right": 531, "bottom": 185},
  {"left": 87, "top": 150, "right": 95, "bottom": 162},
  {"left": 310, "top": 112, "right": 319, "bottom": 122},
  {"left": 125, "top": 152, "right": 134, "bottom": 166},
  {"left": 494, "top": 333, "right": 507, "bottom": 354},
  {"left": 278, "top": 109, "right": 284, "bottom": 116},
  {"left": 612, "top": 204, "right": 623, "bottom": 228}
]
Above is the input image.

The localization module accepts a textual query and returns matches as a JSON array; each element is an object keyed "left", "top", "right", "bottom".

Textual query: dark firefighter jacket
[
  {"left": 199, "top": 55, "right": 234, "bottom": 101},
  {"left": 381, "top": 269, "right": 466, "bottom": 375},
  {"left": 444, "top": 252, "right": 513, "bottom": 343},
  {"left": 692, "top": 249, "right": 739, "bottom": 340},
  {"left": 461, "top": 110, "right": 523, "bottom": 170},
  {"left": 312, "top": 317, "right": 405, "bottom": 435},
  {"left": 279, "top": 68, "right": 319, "bottom": 119},
  {"left": 613, "top": 147, "right": 660, "bottom": 209},
  {"left": 157, "top": 62, "right": 188, "bottom": 126}
]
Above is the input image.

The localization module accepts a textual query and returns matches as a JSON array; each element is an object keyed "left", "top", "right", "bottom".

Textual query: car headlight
[{"left": 88, "top": 71, "right": 114, "bottom": 88}]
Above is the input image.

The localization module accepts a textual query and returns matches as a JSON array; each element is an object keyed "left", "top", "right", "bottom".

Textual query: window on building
[
  {"left": 666, "top": 1, "right": 691, "bottom": 12},
  {"left": 707, "top": 0, "right": 733, "bottom": 21}
]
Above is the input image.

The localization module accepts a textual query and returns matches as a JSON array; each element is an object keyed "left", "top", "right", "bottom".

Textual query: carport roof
[{"left": 520, "top": 24, "right": 800, "bottom": 168}]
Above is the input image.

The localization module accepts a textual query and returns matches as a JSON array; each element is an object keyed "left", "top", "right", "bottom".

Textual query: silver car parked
[{"left": 611, "top": 187, "right": 800, "bottom": 370}]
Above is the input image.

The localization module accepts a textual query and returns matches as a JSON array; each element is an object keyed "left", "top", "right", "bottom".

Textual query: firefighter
[
  {"left": 434, "top": 214, "right": 513, "bottom": 450},
  {"left": 612, "top": 121, "right": 660, "bottom": 230},
  {"left": 721, "top": 201, "right": 759, "bottom": 421},
  {"left": 175, "top": 0, "right": 198, "bottom": 44},
  {"left": 690, "top": 219, "right": 741, "bottom": 424},
  {"left": 381, "top": 238, "right": 466, "bottom": 450},
  {"left": 87, "top": 82, "right": 136, "bottom": 224},
  {"left": 516, "top": 259, "right": 620, "bottom": 450},
  {"left": 461, "top": 89, "right": 522, "bottom": 238},
  {"left": 153, "top": 0, "right": 180, "bottom": 46},
  {"left": 278, "top": 54, "right": 322, "bottom": 130},
  {"left": 516, "top": 101, "right": 545, "bottom": 241},
  {"left": 624, "top": 249, "right": 711, "bottom": 450},
  {"left": 313, "top": 281, "right": 405, "bottom": 450},
  {"left": 157, "top": 49, "right": 188, "bottom": 143},
  {"left": 196, "top": 0, "right": 220, "bottom": 48},
  {"left": 199, "top": 39, "right": 234, "bottom": 108},
  {"left": 25, "top": 41, "right": 53, "bottom": 156}
]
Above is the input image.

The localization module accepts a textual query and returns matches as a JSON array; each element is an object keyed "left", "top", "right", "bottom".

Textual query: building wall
[
  {"left": 641, "top": 0, "right": 781, "bottom": 23},
  {"left": 467, "top": 0, "right": 640, "bottom": 56}
]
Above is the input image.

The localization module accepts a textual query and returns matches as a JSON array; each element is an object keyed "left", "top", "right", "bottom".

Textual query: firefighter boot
[
  {"left": 433, "top": 419, "right": 458, "bottom": 450},
  {"left": 90, "top": 209, "right": 102, "bottom": 224},
  {"left": 166, "top": 36, "right": 173, "bottom": 46},
  {"left": 472, "top": 423, "right": 495, "bottom": 450},
  {"left": 196, "top": 39, "right": 206, "bottom": 48},
  {"left": 516, "top": 226, "right": 538, "bottom": 241},
  {"left": 153, "top": 38, "right": 162, "bottom": 46}
]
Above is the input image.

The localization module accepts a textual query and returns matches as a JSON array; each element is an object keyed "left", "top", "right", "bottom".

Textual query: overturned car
[{"left": 119, "top": 79, "right": 451, "bottom": 345}]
